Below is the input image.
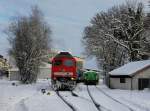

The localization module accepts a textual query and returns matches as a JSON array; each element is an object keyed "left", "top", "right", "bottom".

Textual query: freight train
[{"left": 51, "top": 52, "right": 77, "bottom": 90}]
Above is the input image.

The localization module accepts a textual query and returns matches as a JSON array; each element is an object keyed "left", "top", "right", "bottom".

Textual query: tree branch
[{"left": 105, "top": 34, "right": 130, "bottom": 51}]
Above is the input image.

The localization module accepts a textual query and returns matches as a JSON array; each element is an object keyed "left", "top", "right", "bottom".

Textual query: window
[
  {"left": 53, "top": 60, "right": 62, "bottom": 66},
  {"left": 64, "top": 60, "right": 74, "bottom": 67},
  {"left": 120, "top": 78, "right": 126, "bottom": 83}
]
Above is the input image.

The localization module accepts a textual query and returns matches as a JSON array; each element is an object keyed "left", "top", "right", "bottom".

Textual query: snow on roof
[{"left": 109, "top": 60, "right": 150, "bottom": 76}]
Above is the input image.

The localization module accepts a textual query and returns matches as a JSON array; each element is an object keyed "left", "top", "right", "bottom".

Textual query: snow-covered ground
[
  {"left": 97, "top": 85, "right": 150, "bottom": 111},
  {"left": 0, "top": 79, "right": 71, "bottom": 111},
  {"left": 0, "top": 79, "right": 150, "bottom": 111},
  {"left": 74, "top": 84, "right": 131, "bottom": 111}
]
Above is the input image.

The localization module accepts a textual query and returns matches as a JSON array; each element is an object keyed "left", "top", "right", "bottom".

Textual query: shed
[{"left": 109, "top": 60, "right": 150, "bottom": 90}]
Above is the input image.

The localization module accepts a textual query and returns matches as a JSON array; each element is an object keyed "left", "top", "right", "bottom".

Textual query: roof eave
[{"left": 109, "top": 75, "right": 132, "bottom": 78}]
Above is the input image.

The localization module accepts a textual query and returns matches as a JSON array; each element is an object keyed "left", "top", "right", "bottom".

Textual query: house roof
[{"left": 109, "top": 60, "right": 150, "bottom": 76}]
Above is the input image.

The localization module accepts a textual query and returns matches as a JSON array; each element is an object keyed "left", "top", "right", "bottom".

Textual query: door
[{"left": 138, "top": 78, "right": 150, "bottom": 90}]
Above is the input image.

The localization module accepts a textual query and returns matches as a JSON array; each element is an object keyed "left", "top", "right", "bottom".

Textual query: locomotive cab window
[
  {"left": 64, "top": 60, "right": 74, "bottom": 67},
  {"left": 53, "top": 60, "right": 62, "bottom": 66}
]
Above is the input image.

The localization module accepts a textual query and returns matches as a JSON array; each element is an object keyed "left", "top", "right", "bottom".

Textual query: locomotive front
[{"left": 51, "top": 52, "right": 77, "bottom": 90}]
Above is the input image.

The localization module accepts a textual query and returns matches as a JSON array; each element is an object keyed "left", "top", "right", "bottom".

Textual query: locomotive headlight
[{"left": 71, "top": 77, "right": 75, "bottom": 80}]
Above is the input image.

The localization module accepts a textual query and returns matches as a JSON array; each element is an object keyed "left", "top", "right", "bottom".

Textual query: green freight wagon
[{"left": 83, "top": 71, "right": 99, "bottom": 85}]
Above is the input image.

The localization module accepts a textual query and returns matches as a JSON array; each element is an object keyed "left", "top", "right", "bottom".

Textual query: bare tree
[{"left": 7, "top": 6, "right": 52, "bottom": 84}]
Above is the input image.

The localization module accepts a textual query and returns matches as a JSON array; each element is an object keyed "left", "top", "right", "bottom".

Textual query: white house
[{"left": 109, "top": 60, "right": 150, "bottom": 90}]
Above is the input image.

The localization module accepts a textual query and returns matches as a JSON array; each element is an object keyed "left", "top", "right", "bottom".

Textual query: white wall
[
  {"left": 9, "top": 67, "right": 51, "bottom": 81},
  {"left": 9, "top": 69, "right": 20, "bottom": 80},
  {"left": 110, "top": 78, "right": 132, "bottom": 90},
  {"left": 37, "top": 68, "right": 51, "bottom": 79}
]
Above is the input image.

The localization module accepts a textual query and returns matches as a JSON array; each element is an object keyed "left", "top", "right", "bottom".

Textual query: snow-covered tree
[
  {"left": 143, "top": 6, "right": 150, "bottom": 59},
  {"left": 7, "top": 6, "right": 52, "bottom": 84},
  {"left": 82, "top": 1, "right": 150, "bottom": 74}
]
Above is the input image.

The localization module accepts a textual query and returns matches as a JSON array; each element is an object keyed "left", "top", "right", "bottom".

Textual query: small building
[{"left": 109, "top": 60, "right": 150, "bottom": 90}]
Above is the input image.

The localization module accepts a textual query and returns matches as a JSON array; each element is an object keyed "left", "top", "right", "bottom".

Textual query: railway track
[
  {"left": 50, "top": 83, "right": 77, "bottom": 111},
  {"left": 55, "top": 91, "right": 77, "bottom": 111},
  {"left": 87, "top": 85, "right": 110, "bottom": 111},
  {"left": 58, "top": 90, "right": 101, "bottom": 111},
  {"left": 49, "top": 80, "right": 134, "bottom": 111},
  {"left": 52, "top": 86, "right": 99, "bottom": 111},
  {"left": 71, "top": 90, "right": 95, "bottom": 104},
  {"left": 95, "top": 86, "right": 134, "bottom": 111}
]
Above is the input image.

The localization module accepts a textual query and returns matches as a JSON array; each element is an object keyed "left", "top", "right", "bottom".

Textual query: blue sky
[{"left": 0, "top": 0, "right": 149, "bottom": 69}]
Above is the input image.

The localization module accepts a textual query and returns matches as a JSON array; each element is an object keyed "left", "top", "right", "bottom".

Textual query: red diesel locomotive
[{"left": 51, "top": 52, "right": 77, "bottom": 90}]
